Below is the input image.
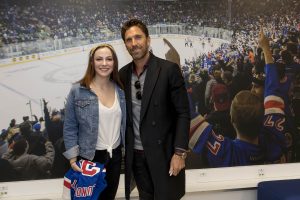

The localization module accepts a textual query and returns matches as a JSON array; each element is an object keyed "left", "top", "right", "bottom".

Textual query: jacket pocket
[
  {"left": 74, "top": 99, "right": 92, "bottom": 118},
  {"left": 75, "top": 100, "right": 90, "bottom": 108}
]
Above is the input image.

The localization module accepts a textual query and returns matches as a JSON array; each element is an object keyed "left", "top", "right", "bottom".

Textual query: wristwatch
[{"left": 175, "top": 151, "right": 187, "bottom": 159}]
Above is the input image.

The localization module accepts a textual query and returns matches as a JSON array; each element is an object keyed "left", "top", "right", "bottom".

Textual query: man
[{"left": 119, "top": 19, "right": 190, "bottom": 200}]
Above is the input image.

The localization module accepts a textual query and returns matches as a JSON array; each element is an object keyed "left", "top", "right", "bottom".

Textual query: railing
[{"left": 0, "top": 24, "right": 232, "bottom": 60}]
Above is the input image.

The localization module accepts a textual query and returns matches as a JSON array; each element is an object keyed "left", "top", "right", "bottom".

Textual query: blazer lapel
[
  {"left": 125, "top": 64, "right": 133, "bottom": 124},
  {"left": 140, "top": 54, "right": 161, "bottom": 122}
]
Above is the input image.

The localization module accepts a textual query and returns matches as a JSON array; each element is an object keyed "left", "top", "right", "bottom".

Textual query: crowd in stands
[
  {"left": 0, "top": 99, "right": 68, "bottom": 181},
  {"left": 0, "top": 0, "right": 300, "bottom": 179},
  {"left": 0, "top": 0, "right": 299, "bottom": 45},
  {"left": 183, "top": 25, "right": 300, "bottom": 167}
]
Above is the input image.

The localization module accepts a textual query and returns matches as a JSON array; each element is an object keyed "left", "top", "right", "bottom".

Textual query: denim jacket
[{"left": 63, "top": 83, "right": 126, "bottom": 161}]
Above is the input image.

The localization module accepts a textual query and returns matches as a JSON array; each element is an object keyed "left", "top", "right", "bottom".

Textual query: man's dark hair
[
  {"left": 13, "top": 138, "right": 27, "bottom": 156},
  {"left": 19, "top": 122, "right": 32, "bottom": 137},
  {"left": 121, "top": 18, "right": 149, "bottom": 41},
  {"left": 23, "top": 116, "right": 29, "bottom": 121}
]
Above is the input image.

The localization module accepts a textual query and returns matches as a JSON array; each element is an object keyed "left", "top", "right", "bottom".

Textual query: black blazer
[{"left": 119, "top": 53, "right": 190, "bottom": 200}]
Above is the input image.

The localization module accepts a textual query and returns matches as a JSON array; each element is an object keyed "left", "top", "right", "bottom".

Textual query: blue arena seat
[{"left": 257, "top": 179, "right": 300, "bottom": 200}]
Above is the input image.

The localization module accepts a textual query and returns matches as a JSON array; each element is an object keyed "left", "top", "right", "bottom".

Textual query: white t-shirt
[{"left": 96, "top": 89, "right": 121, "bottom": 158}]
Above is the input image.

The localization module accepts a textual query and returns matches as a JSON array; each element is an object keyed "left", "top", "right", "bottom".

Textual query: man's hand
[
  {"left": 258, "top": 26, "right": 273, "bottom": 64},
  {"left": 258, "top": 26, "right": 269, "bottom": 50},
  {"left": 169, "top": 154, "right": 185, "bottom": 176}
]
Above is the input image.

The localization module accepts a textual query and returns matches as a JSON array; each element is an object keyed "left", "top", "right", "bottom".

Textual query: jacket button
[
  {"left": 158, "top": 140, "right": 162, "bottom": 145},
  {"left": 152, "top": 121, "right": 156, "bottom": 126}
]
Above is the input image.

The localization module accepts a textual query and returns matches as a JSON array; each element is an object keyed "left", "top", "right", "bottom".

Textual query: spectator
[
  {"left": 206, "top": 84, "right": 235, "bottom": 139},
  {"left": 43, "top": 99, "right": 64, "bottom": 145},
  {"left": 205, "top": 65, "right": 223, "bottom": 110},
  {"left": 2, "top": 137, "right": 54, "bottom": 180},
  {"left": 19, "top": 120, "right": 46, "bottom": 156}
]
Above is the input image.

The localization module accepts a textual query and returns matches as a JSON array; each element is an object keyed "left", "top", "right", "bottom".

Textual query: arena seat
[{"left": 257, "top": 179, "right": 300, "bottom": 200}]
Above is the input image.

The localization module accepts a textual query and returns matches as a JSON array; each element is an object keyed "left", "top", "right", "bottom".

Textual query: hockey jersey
[
  {"left": 62, "top": 160, "right": 107, "bottom": 200},
  {"left": 189, "top": 63, "right": 287, "bottom": 167}
]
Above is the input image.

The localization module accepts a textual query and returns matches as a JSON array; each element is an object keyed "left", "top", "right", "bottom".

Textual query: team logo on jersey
[{"left": 80, "top": 160, "right": 101, "bottom": 177}]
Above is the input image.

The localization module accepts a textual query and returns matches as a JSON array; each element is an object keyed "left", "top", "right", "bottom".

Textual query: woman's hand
[{"left": 70, "top": 157, "right": 83, "bottom": 172}]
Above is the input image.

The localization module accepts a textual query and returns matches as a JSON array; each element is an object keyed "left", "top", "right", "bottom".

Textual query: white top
[{"left": 96, "top": 89, "right": 121, "bottom": 158}]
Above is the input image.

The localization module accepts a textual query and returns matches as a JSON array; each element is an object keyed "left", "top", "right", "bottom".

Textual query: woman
[{"left": 63, "top": 44, "right": 126, "bottom": 200}]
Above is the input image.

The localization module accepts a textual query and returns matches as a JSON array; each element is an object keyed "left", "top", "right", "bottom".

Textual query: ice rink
[{"left": 0, "top": 35, "right": 228, "bottom": 129}]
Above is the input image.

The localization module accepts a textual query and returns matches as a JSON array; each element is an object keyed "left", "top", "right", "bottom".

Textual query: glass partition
[{"left": 0, "top": 25, "right": 232, "bottom": 60}]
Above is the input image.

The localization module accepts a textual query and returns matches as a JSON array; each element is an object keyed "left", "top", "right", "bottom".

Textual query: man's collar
[{"left": 132, "top": 52, "right": 153, "bottom": 77}]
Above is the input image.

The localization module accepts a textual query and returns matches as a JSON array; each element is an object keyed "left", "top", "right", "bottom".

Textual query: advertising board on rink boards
[{"left": 0, "top": 47, "right": 86, "bottom": 68}]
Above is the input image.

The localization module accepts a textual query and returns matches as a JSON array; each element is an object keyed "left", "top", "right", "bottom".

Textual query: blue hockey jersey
[
  {"left": 189, "top": 63, "right": 287, "bottom": 167},
  {"left": 62, "top": 160, "right": 107, "bottom": 200}
]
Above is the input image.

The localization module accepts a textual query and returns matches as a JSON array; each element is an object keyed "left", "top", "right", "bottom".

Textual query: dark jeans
[
  {"left": 92, "top": 145, "right": 122, "bottom": 200},
  {"left": 132, "top": 150, "right": 154, "bottom": 200}
]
